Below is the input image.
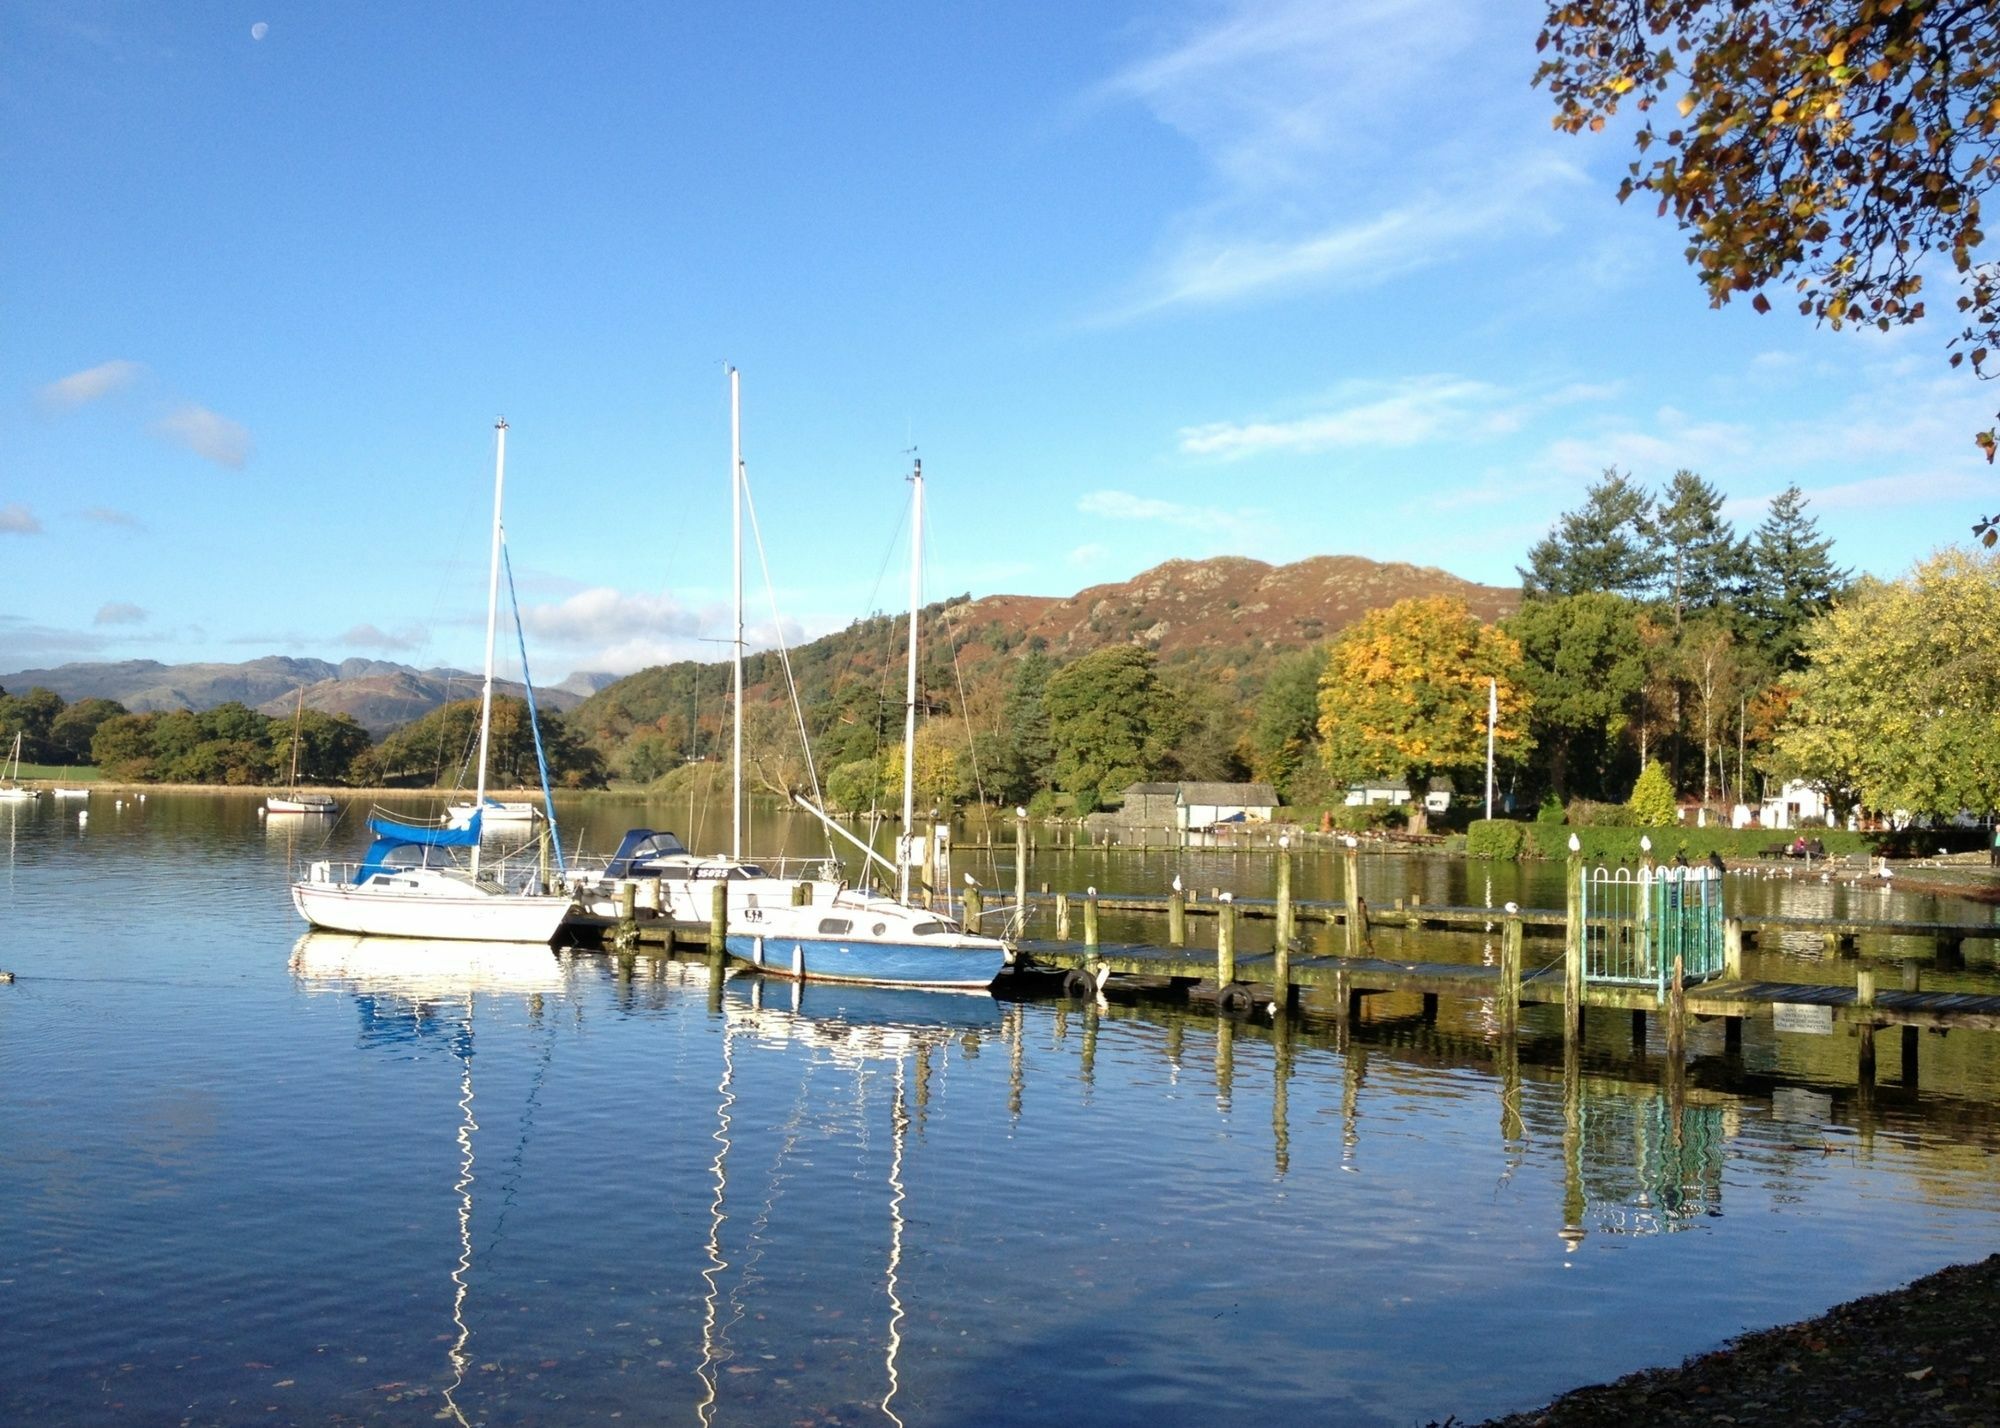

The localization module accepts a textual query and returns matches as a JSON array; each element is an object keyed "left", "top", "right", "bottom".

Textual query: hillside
[
  {"left": 0, "top": 654, "right": 594, "bottom": 737},
  {"left": 569, "top": 553, "right": 1518, "bottom": 756}
]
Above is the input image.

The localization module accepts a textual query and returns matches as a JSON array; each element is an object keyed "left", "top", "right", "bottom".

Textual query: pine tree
[
  {"left": 1653, "top": 469, "right": 1750, "bottom": 629},
  {"left": 1744, "top": 485, "right": 1851, "bottom": 670},
  {"left": 1519, "top": 469, "right": 1662, "bottom": 600},
  {"left": 994, "top": 649, "right": 1054, "bottom": 804}
]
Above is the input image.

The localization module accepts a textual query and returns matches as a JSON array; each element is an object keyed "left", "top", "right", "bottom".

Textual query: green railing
[{"left": 1579, "top": 864, "right": 1726, "bottom": 995}]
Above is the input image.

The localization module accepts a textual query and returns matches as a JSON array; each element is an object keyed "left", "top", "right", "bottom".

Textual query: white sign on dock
[{"left": 1773, "top": 1002, "right": 1835, "bottom": 1035}]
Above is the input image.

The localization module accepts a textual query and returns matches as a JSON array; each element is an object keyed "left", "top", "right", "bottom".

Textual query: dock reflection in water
[{"left": 7, "top": 796, "right": 2000, "bottom": 1426}]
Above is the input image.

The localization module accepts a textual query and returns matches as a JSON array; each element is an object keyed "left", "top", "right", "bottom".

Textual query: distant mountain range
[{"left": 0, "top": 655, "right": 616, "bottom": 736}]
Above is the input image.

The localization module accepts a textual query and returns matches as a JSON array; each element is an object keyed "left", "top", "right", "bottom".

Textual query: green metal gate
[{"left": 1579, "top": 864, "right": 1726, "bottom": 995}]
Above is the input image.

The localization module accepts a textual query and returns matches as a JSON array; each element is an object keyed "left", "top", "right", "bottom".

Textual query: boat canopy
[
  {"left": 355, "top": 811, "right": 481, "bottom": 884},
  {"left": 602, "top": 828, "right": 689, "bottom": 879}
]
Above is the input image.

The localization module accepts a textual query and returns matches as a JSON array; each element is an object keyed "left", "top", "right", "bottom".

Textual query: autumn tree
[
  {"left": 1774, "top": 549, "right": 2000, "bottom": 816},
  {"left": 1317, "top": 597, "right": 1532, "bottom": 834},
  {"left": 1536, "top": 2, "right": 2000, "bottom": 468},
  {"left": 1676, "top": 616, "right": 1751, "bottom": 803}
]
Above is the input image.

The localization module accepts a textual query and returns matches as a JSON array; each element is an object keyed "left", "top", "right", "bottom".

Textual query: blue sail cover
[{"left": 354, "top": 811, "right": 480, "bottom": 884}]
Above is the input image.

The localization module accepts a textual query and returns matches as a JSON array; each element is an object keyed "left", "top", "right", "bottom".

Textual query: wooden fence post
[
  {"left": 1217, "top": 897, "right": 1237, "bottom": 988},
  {"left": 1168, "top": 889, "right": 1187, "bottom": 947},
  {"left": 708, "top": 881, "right": 729, "bottom": 959},
  {"left": 1564, "top": 836, "right": 1584, "bottom": 1041}
]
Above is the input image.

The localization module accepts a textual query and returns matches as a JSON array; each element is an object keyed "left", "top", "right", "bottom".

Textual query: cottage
[
  {"left": 1760, "top": 779, "right": 1837, "bottom": 830},
  {"left": 1176, "top": 781, "right": 1279, "bottom": 832},
  {"left": 1343, "top": 777, "right": 1453, "bottom": 814},
  {"left": 1118, "top": 782, "right": 1182, "bottom": 827}
]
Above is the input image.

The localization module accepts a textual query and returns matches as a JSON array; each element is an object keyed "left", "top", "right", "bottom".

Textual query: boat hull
[
  {"left": 725, "top": 932, "right": 1006, "bottom": 990},
  {"left": 266, "top": 795, "right": 338, "bottom": 814},
  {"left": 292, "top": 877, "right": 571, "bottom": 944}
]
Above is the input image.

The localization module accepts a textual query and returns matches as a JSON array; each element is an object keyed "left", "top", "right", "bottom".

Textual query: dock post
[
  {"left": 1083, "top": 891, "right": 1099, "bottom": 949},
  {"left": 1855, "top": 966, "right": 1877, "bottom": 1008},
  {"left": 1342, "top": 837, "right": 1361, "bottom": 952},
  {"left": 1015, "top": 809, "right": 1029, "bottom": 931},
  {"left": 1275, "top": 836, "right": 1294, "bottom": 950},
  {"left": 1217, "top": 898, "right": 1237, "bottom": 988},
  {"left": 1724, "top": 916, "right": 1743, "bottom": 979},
  {"left": 964, "top": 885, "right": 983, "bottom": 928},
  {"left": 1055, "top": 892, "right": 1071, "bottom": 939},
  {"left": 616, "top": 880, "right": 638, "bottom": 952},
  {"left": 1168, "top": 888, "right": 1187, "bottom": 947},
  {"left": 707, "top": 881, "right": 728, "bottom": 960},
  {"left": 1563, "top": 837, "right": 1584, "bottom": 1041},
  {"left": 793, "top": 880, "right": 810, "bottom": 906},
  {"left": 1500, "top": 915, "right": 1523, "bottom": 1032}
]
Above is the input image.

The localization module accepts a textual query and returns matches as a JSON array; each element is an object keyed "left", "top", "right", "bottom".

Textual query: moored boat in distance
[
  {"left": 446, "top": 796, "right": 539, "bottom": 827},
  {"left": 267, "top": 792, "right": 339, "bottom": 814},
  {"left": 0, "top": 732, "right": 38, "bottom": 802},
  {"left": 51, "top": 786, "right": 91, "bottom": 799}
]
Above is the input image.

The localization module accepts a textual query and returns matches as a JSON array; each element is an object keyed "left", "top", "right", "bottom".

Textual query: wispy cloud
[
  {"left": 1179, "top": 375, "right": 1617, "bottom": 460},
  {"left": 81, "top": 506, "right": 143, "bottom": 529},
  {"left": 0, "top": 503, "right": 42, "bottom": 535},
  {"left": 94, "top": 602, "right": 146, "bottom": 626},
  {"left": 152, "top": 404, "right": 252, "bottom": 469},
  {"left": 339, "top": 623, "right": 424, "bottom": 652},
  {"left": 1077, "top": 489, "right": 1273, "bottom": 549},
  {"left": 36, "top": 359, "right": 144, "bottom": 411},
  {"left": 1093, "top": 0, "right": 1570, "bottom": 317}
]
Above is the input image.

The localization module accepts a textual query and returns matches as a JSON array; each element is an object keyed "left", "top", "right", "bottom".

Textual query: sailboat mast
[
  {"left": 288, "top": 688, "right": 304, "bottom": 791},
  {"left": 899, "top": 459, "right": 922, "bottom": 904},
  {"left": 473, "top": 418, "right": 508, "bottom": 879},
  {"left": 730, "top": 367, "right": 744, "bottom": 862}
]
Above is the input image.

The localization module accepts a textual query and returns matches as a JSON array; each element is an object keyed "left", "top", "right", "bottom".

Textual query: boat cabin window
[
  {"left": 872, "top": 923, "right": 886, "bottom": 936},
  {"left": 909, "top": 921, "right": 948, "bottom": 936},
  {"left": 817, "top": 918, "right": 853, "bottom": 935}
]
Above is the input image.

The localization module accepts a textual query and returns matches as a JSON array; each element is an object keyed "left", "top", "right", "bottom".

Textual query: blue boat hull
[{"left": 725, "top": 932, "right": 1006, "bottom": 990}]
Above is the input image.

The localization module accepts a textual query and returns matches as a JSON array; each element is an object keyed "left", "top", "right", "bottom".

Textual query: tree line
[{"left": 0, "top": 688, "right": 606, "bottom": 789}]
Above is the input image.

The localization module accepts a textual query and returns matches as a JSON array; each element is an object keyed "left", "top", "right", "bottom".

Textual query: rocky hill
[
  {"left": 0, "top": 654, "right": 594, "bottom": 737},
  {"left": 569, "top": 554, "right": 1518, "bottom": 751}
]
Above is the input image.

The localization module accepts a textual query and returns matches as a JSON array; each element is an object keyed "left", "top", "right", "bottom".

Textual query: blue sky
[{"left": 4, "top": 1, "right": 1994, "bottom": 684}]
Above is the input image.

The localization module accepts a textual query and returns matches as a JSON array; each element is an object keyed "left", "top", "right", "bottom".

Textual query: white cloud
[
  {"left": 36, "top": 359, "right": 143, "bottom": 411},
  {"left": 339, "top": 623, "right": 424, "bottom": 652},
  {"left": 81, "top": 506, "right": 142, "bottom": 529},
  {"left": 1179, "top": 375, "right": 1617, "bottom": 460},
  {"left": 152, "top": 404, "right": 252, "bottom": 469},
  {"left": 0, "top": 503, "right": 42, "bottom": 535},
  {"left": 1067, "top": 543, "right": 1108, "bottom": 567},
  {"left": 518, "top": 587, "right": 699, "bottom": 647},
  {"left": 1077, "top": 489, "right": 1273, "bottom": 549},
  {"left": 93, "top": 602, "right": 146, "bottom": 626}
]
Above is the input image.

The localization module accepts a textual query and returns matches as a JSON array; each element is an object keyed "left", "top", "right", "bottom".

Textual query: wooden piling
[
  {"left": 1500, "top": 916, "right": 1523, "bottom": 1032},
  {"left": 1168, "top": 889, "right": 1187, "bottom": 947},
  {"left": 1724, "top": 916, "right": 1743, "bottom": 979},
  {"left": 1855, "top": 966, "right": 1877, "bottom": 1008},
  {"left": 707, "top": 881, "right": 728, "bottom": 958},
  {"left": 1217, "top": 899, "right": 1237, "bottom": 988},
  {"left": 1275, "top": 840, "right": 1294, "bottom": 949},
  {"left": 616, "top": 880, "right": 637, "bottom": 952},
  {"left": 1055, "top": 892, "right": 1071, "bottom": 939},
  {"left": 1015, "top": 812, "right": 1029, "bottom": 930},
  {"left": 1083, "top": 892, "right": 1099, "bottom": 949},
  {"left": 964, "top": 885, "right": 983, "bottom": 927}
]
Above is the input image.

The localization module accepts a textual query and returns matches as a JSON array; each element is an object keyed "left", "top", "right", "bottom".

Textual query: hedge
[{"left": 1466, "top": 820, "right": 1876, "bottom": 863}]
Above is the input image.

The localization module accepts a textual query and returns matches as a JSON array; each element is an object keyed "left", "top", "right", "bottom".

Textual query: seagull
[
  {"left": 964, "top": 872, "right": 978, "bottom": 887},
  {"left": 1172, "top": 874, "right": 1183, "bottom": 893},
  {"left": 1087, "top": 885, "right": 1096, "bottom": 898},
  {"left": 1221, "top": 891, "right": 1235, "bottom": 903},
  {"left": 1503, "top": 900, "right": 1519, "bottom": 914}
]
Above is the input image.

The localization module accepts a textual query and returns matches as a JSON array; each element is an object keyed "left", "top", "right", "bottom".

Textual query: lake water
[{"left": 4, "top": 792, "right": 2000, "bottom": 1425}]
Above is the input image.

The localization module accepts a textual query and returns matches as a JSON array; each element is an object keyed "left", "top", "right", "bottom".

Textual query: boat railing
[{"left": 301, "top": 855, "right": 560, "bottom": 897}]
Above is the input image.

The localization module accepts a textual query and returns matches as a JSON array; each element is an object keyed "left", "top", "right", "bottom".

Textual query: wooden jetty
[{"left": 571, "top": 844, "right": 2000, "bottom": 1062}]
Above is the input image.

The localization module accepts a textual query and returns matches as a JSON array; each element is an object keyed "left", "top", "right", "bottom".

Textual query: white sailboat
[
  {"left": 266, "top": 687, "right": 338, "bottom": 814},
  {"left": 0, "top": 732, "right": 37, "bottom": 802},
  {"left": 726, "top": 458, "right": 1012, "bottom": 989},
  {"left": 291, "top": 419, "right": 575, "bottom": 944},
  {"left": 573, "top": 367, "right": 837, "bottom": 923}
]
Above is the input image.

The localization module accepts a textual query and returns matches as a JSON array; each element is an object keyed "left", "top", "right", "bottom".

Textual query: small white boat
[
  {"left": 267, "top": 688, "right": 339, "bottom": 815},
  {"left": 52, "top": 786, "right": 91, "bottom": 798},
  {"left": 0, "top": 732, "right": 37, "bottom": 802},
  {"left": 445, "top": 797, "right": 540, "bottom": 827}
]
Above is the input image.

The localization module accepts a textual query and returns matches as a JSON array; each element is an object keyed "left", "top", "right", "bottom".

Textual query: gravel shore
[{"left": 1462, "top": 1255, "right": 2000, "bottom": 1426}]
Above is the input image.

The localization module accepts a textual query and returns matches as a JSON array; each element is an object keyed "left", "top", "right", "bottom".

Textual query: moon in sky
[{"left": 250, "top": 21, "right": 269, "bottom": 40}]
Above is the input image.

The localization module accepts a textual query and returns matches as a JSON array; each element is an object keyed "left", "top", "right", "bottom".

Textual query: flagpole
[{"left": 1484, "top": 678, "right": 1497, "bottom": 820}]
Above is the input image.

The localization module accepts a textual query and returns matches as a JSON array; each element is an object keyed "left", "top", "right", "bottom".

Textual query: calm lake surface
[{"left": 5, "top": 792, "right": 2000, "bottom": 1426}]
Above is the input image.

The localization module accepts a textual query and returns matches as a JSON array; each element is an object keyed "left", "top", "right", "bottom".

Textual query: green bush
[
  {"left": 1535, "top": 793, "right": 1566, "bottom": 825},
  {"left": 1330, "top": 802, "right": 1398, "bottom": 832},
  {"left": 1467, "top": 819, "right": 1527, "bottom": 859},
  {"left": 1626, "top": 760, "right": 1678, "bottom": 827},
  {"left": 1564, "top": 799, "right": 1628, "bottom": 827}
]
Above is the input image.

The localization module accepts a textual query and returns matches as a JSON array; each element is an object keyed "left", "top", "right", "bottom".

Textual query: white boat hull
[{"left": 292, "top": 869, "right": 571, "bottom": 944}]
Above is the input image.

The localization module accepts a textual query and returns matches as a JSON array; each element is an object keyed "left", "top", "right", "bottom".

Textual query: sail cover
[{"left": 353, "top": 811, "right": 480, "bottom": 884}]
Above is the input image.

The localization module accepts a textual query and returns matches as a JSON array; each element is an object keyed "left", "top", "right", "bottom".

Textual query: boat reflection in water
[
  {"left": 699, "top": 976, "right": 1001, "bottom": 1428},
  {"left": 289, "top": 932, "right": 571, "bottom": 1425}
]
